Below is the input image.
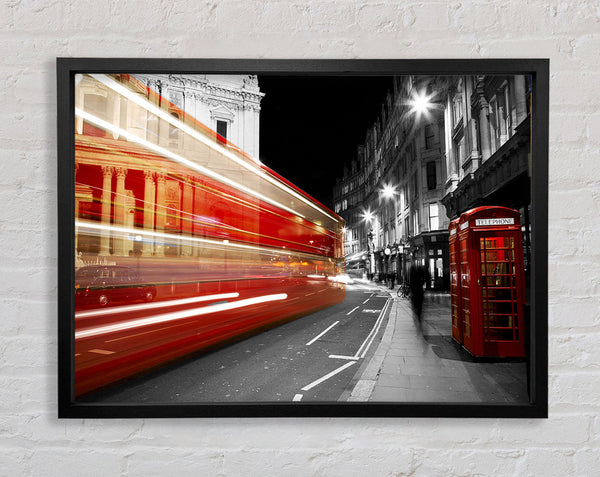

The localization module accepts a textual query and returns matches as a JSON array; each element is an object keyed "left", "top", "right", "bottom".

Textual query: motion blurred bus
[{"left": 73, "top": 74, "right": 345, "bottom": 397}]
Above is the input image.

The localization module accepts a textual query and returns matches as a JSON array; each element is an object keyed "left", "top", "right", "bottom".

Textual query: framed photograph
[{"left": 57, "top": 59, "right": 548, "bottom": 418}]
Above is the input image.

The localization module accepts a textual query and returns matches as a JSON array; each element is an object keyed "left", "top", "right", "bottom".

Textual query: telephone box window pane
[{"left": 480, "top": 235, "right": 519, "bottom": 343}]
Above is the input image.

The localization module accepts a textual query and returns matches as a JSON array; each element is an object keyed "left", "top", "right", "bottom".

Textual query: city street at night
[
  {"left": 81, "top": 279, "right": 392, "bottom": 403},
  {"left": 71, "top": 72, "right": 533, "bottom": 406},
  {"left": 81, "top": 280, "right": 527, "bottom": 404}
]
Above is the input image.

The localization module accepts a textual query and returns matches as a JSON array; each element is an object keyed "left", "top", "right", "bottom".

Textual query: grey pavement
[{"left": 346, "top": 280, "right": 529, "bottom": 403}]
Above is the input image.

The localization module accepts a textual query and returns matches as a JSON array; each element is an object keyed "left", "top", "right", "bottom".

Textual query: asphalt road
[{"left": 81, "top": 280, "right": 393, "bottom": 404}]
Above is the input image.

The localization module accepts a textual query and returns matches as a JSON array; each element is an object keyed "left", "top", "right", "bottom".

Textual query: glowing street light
[
  {"left": 408, "top": 89, "right": 437, "bottom": 120},
  {"left": 381, "top": 184, "right": 396, "bottom": 199},
  {"left": 362, "top": 209, "right": 374, "bottom": 222}
]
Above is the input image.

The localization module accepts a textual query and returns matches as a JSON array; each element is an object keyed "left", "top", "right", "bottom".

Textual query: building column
[
  {"left": 143, "top": 170, "right": 156, "bottom": 257},
  {"left": 113, "top": 167, "right": 127, "bottom": 256},
  {"left": 100, "top": 166, "right": 113, "bottom": 256},
  {"left": 478, "top": 102, "right": 492, "bottom": 162},
  {"left": 181, "top": 177, "right": 194, "bottom": 256},
  {"left": 444, "top": 95, "right": 458, "bottom": 190},
  {"left": 498, "top": 96, "right": 508, "bottom": 145},
  {"left": 155, "top": 172, "right": 167, "bottom": 257},
  {"left": 513, "top": 76, "right": 528, "bottom": 126}
]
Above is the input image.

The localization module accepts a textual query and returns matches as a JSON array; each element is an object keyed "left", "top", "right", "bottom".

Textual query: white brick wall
[{"left": 1, "top": 0, "right": 599, "bottom": 475}]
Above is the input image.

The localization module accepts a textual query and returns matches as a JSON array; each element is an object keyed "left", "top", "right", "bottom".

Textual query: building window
[
  {"left": 425, "top": 124, "right": 435, "bottom": 149},
  {"left": 216, "top": 120, "right": 228, "bottom": 141},
  {"left": 426, "top": 161, "right": 437, "bottom": 190},
  {"left": 429, "top": 203, "right": 439, "bottom": 231}
]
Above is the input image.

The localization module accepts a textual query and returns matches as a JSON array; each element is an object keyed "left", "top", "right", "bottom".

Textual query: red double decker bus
[{"left": 73, "top": 74, "right": 345, "bottom": 397}]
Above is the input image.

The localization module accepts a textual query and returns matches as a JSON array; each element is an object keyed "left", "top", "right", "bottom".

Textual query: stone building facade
[
  {"left": 134, "top": 74, "right": 264, "bottom": 160},
  {"left": 333, "top": 74, "right": 532, "bottom": 292},
  {"left": 440, "top": 75, "right": 532, "bottom": 283},
  {"left": 334, "top": 76, "right": 450, "bottom": 290},
  {"left": 74, "top": 74, "right": 263, "bottom": 264}
]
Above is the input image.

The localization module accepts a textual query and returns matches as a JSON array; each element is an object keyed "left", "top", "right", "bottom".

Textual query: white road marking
[
  {"left": 346, "top": 306, "right": 359, "bottom": 315},
  {"left": 305, "top": 321, "right": 339, "bottom": 346},
  {"left": 328, "top": 354, "right": 359, "bottom": 360},
  {"left": 305, "top": 292, "right": 316, "bottom": 296},
  {"left": 317, "top": 288, "right": 328, "bottom": 293},
  {"left": 362, "top": 298, "right": 370, "bottom": 304},
  {"left": 355, "top": 299, "right": 391, "bottom": 359},
  {"left": 301, "top": 361, "right": 356, "bottom": 391},
  {"left": 293, "top": 394, "right": 303, "bottom": 402}
]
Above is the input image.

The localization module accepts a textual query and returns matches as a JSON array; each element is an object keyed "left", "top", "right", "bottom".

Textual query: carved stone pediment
[{"left": 209, "top": 104, "right": 235, "bottom": 121}]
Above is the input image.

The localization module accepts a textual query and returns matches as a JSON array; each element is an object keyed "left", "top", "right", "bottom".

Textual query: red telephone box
[
  {"left": 448, "top": 218, "right": 462, "bottom": 344},
  {"left": 452, "top": 206, "right": 526, "bottom": 358}
]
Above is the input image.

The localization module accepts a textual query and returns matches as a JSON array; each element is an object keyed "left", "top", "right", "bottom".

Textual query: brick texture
[{"left": 1, "top": 0, "right": 599, "bottom": 475}]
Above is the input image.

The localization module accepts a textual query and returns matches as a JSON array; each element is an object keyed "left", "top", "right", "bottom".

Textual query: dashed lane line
[
  {"left": 346, "top": 306, "right": 359, "bottom": 315},
  {"left": 305, "top": 321, "right": 339, "bottom": 346}
]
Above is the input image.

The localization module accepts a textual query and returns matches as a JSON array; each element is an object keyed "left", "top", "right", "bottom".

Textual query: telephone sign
[{"left": 475, "top": 218, "right": 515, "bottom": 226}]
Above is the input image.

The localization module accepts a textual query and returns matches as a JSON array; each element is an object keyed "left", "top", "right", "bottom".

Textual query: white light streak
[
  {"left": 76, "top": 293, "right": 288, "bottom": 339},
  {"left": 76, "top": 293, "right": 240, "bottom": 319},
  {"left": 88, "top": 74, "right": 340, "bottom": 224},
  {"left": 76, "top": 220, "right": 297, "bottom": 257},
  {"left": 75, "top": 108, "right": 304, "bottom": 219}
]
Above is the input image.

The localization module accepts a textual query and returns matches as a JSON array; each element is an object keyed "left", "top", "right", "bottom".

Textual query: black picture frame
[{"left": 57, "top": 58, "right": 548, "bottom": 418}]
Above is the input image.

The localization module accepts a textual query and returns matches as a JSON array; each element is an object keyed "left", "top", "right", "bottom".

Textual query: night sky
[{"left": 257, "top": 76, "right": 394, "bottom": 210}]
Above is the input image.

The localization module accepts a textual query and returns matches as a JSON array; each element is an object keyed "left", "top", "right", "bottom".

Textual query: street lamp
[
  {"left": 407, "top": 88, "right": 441, "bottom": 122},
  {"left": 381, "top": 183, "right": 396, "bottom": 200}
]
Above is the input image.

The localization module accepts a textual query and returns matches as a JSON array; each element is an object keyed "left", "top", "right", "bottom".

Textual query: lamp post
[
  {"left": 362, "top": 208, "right": 375, "bottom": 281},
  {"left": 367, "top": 228, "right": 374, "bottom": 280},
  {"left": 380, "top": 183, "right": 399, "bottom": 282}
]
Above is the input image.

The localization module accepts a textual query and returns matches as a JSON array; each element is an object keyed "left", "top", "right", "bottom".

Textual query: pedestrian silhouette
[{"left": 409, "top": 265, "right": 425, "bottom": 323}]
